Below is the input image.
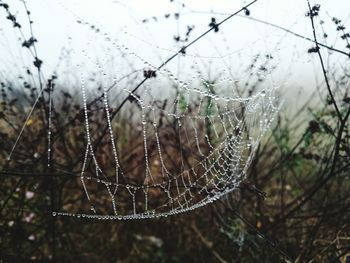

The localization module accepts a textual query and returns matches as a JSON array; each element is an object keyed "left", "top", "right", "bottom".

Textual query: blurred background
[{"left": 0, "top": 0, "right": 349, "bottom": 262}]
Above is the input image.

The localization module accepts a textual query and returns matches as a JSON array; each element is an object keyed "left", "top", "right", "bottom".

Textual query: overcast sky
[{"left": 0, "top": 0, "right": 349, "bottom": 104}]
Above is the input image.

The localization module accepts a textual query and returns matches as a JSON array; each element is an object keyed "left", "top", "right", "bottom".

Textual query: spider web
[
  {"left": 2, "top": 0, "right": 280, "bottom": 220},
  {"left": 52, "top": 4, "right": 278, "bottom": 220}
]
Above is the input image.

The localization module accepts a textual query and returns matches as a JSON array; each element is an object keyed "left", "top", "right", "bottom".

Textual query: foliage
[{"left": 0, "top": 1, "right": 350, "bottom": 262}]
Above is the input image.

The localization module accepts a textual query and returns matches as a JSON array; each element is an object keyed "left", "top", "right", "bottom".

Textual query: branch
[
  {"left": 191, "top": 221, "right": 228, "bottom": 263},
  {"left": 92, "top": 0, "right": 260, "bottom": 152},
  {"left": 184, "top": 9, "right": 350, "bottom": 58},
  {"left": 306, "top": 0, "right": 342, "bottom": 121}
]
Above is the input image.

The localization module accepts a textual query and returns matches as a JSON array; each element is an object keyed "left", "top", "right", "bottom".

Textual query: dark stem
[
  {"left": 92, "top": 0, "right": 260, "bottom": 152},
  {"left": 306, "top": 0, "right": 342, "bottom": 121}
]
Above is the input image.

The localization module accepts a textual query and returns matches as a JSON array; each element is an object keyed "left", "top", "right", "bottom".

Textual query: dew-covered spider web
[
  {"left": 60, "top": 84, "right": 278, "bottom": 220},
  {"left": 3, "top": 0, "right": 280, "bottom": 220}
]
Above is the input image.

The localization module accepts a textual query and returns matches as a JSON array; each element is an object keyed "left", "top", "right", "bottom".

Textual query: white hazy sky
[{"left": 0, "top": 0, "right": 349, "bottom": 104}]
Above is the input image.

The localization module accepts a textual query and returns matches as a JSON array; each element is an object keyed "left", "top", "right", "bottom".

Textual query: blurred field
[{"left": 1, "top": 1, "right": 350, "bottom": 262}]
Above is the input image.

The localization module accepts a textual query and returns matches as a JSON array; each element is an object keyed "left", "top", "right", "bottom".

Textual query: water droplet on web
[{"left": 90, "top": 205, "right": 96, "bottom": 213}]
